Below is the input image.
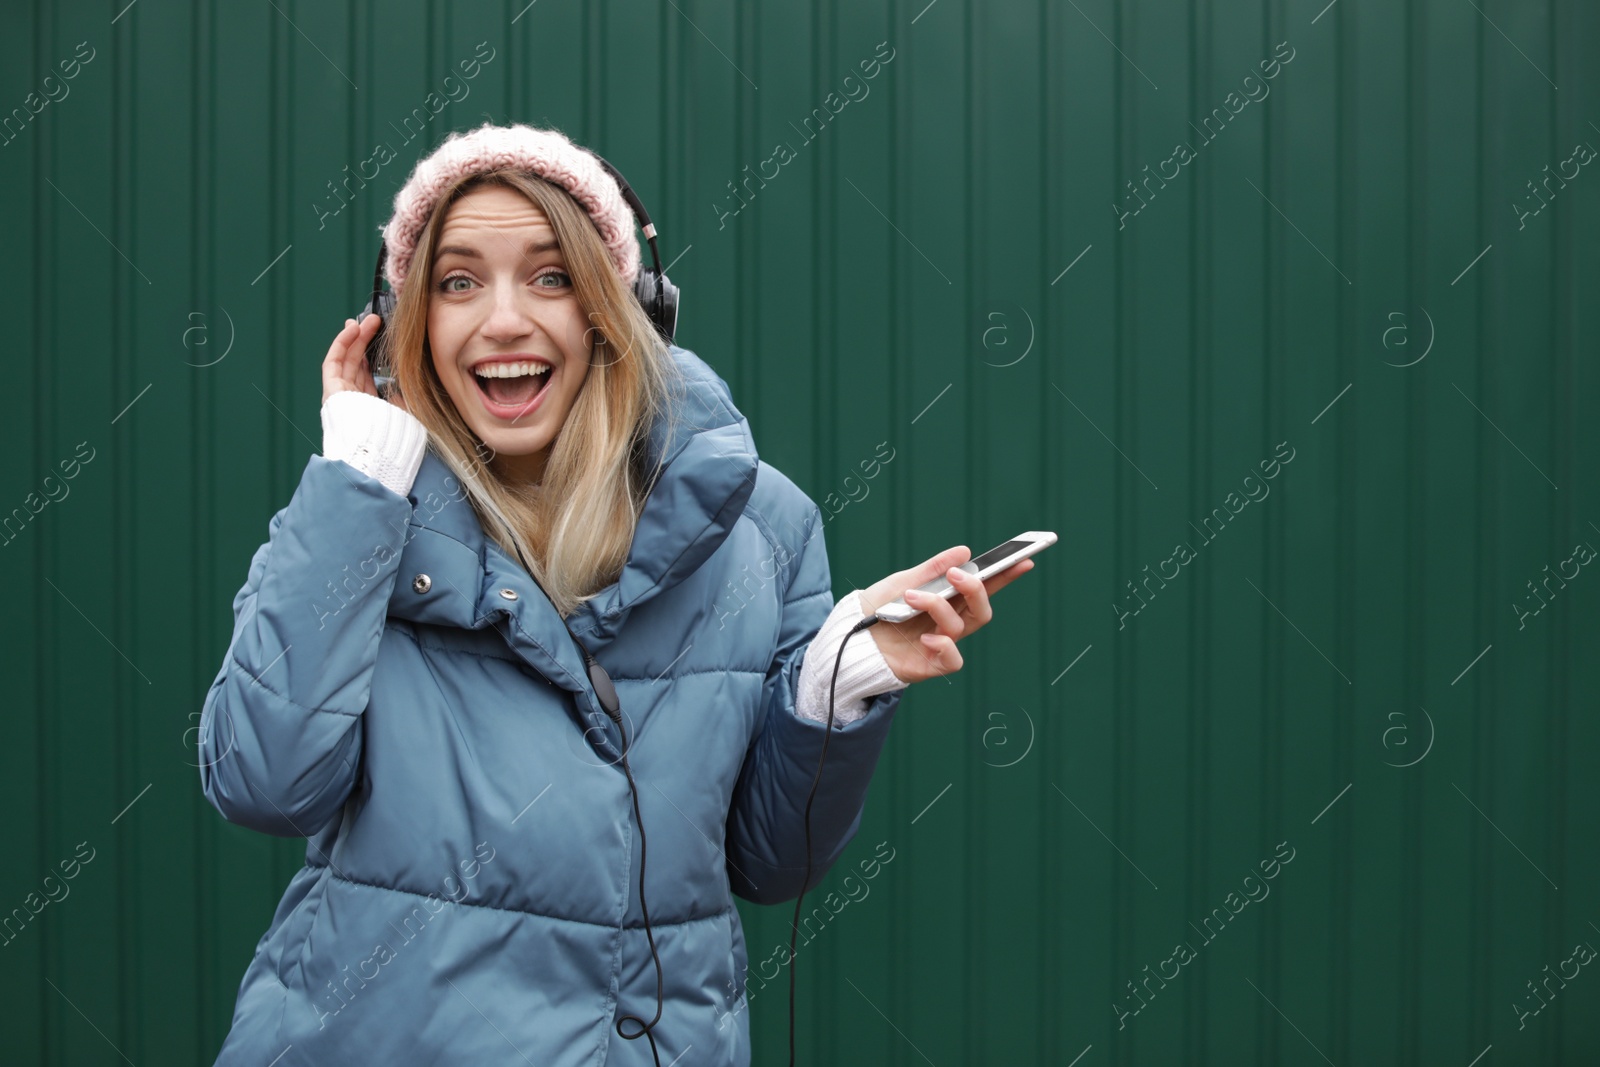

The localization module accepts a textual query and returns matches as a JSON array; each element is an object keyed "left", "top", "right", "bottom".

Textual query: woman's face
[{"left": 428, "top": 184, "right": 593, "bottom": 485}]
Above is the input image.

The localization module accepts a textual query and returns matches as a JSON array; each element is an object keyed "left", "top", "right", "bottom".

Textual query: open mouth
[{"left": 471, "top": 361, "right": 553, "bottom": 413}]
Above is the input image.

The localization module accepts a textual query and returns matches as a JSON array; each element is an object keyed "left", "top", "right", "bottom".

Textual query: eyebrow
[{"left": 434, "top": 237, "right": 561, "bottom": 261}]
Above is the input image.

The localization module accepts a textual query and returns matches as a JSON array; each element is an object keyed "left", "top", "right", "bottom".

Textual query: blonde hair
[{"left": 379, "top": 169, "right": 689, "bottom": 618}]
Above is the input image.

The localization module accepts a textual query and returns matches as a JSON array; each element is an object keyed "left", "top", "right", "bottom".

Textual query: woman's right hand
[{"left": 322, "top": 313, "right": 405, "bottom": 409}]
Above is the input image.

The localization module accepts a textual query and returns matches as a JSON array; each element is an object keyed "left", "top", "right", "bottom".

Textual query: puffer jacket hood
[{"left": 198, "top": 344, "right": 903, "bottom": 1066}]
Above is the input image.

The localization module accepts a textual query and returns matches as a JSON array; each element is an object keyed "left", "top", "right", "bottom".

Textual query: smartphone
[{"left": 873, "top": 531, "right": 1056, "bottom": 624}]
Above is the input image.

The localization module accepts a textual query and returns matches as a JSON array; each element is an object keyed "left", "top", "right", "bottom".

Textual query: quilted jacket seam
[
  {"left": 322, "top": 865, "right": 735, "bottom": 929},
  {"left": 227, "top": 648, "right": 357, "bottom": 718}
]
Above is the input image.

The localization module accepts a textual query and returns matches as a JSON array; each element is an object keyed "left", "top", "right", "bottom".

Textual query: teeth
[{"left": 473, "top": 361, "right": 551, "bottom": 379}]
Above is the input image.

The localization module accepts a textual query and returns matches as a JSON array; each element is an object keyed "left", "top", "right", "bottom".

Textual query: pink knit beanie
[{"left": 378, "top": 121, "right": 641, "bottom": 298}]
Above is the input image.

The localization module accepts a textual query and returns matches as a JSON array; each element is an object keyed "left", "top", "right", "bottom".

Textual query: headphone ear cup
[
  {"left": 657, "top": 273, "right": 679, "bottom": 345},
  {"left": 633, "top": 270, "right": 678, "bottom": 345},
  {"left": 360, "top": 288, "right": 399, "bottom": 394},
  {"left": 632, "top": 271, "right": 658, "bottom": 334}
]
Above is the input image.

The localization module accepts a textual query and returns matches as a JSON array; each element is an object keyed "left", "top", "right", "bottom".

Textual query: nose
[{"left": 479, "top": 279, "right": 539, "bottom": 344}]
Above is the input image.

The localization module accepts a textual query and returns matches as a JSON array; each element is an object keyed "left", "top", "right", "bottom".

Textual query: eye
[
  {"left": 437, "top": 272, "right": 474, "bottom": 293},
  {"left": 534, "top": 269, "right": 571, "bottom": 289}
]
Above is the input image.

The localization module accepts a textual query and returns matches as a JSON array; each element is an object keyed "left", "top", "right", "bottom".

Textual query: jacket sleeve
[
  {"left": 794, "top": 588, "right": 908, "bottom": 726},
  {"left": 724, "top": 504, "right": 903, "bottom": 905},
  {"left": 197, "top": 450, "right": 418, "bottom": 837}
]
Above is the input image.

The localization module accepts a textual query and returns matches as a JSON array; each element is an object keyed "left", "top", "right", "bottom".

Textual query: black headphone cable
[
  {"left": 511, "top": 547, "right": 667, "bottom": 1067},
  {"left": 603, "top": 693, "right": 666, "bottom": 1067},
  {"left": 513, "top": 542, "right": 883, "bottom": 1067},
  {"left": 789, "top": 613, "right": 881, "bottom": 1067}
]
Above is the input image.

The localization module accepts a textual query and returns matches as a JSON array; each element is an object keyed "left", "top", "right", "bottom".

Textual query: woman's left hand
[{"left": 857, "top": 546, "right": 1035, "bottom": 684}]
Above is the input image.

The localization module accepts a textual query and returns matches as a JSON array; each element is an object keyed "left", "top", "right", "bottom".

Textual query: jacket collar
[{"left": 387, "top": 346, "right": 759, "bottom": 702}]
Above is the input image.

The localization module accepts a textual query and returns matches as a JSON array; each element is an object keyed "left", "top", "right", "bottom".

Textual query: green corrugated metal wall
[{"left": 2, "top": 0, "right": 1596, "bottom": 1063}]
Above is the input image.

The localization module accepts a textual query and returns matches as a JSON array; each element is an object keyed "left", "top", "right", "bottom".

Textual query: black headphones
[{"left": 358, "top": 147, "right": 680, "bottom": 394}]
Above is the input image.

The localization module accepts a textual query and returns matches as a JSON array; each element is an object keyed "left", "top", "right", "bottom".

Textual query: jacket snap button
[
  {"left": 412, "top": 574, "right": 432, "bottom": 594},
  {"left": 499, "top": 588, "right": 518, "bottom": 601}
]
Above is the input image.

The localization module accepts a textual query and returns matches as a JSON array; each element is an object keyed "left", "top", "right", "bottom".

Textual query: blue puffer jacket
[{"left": 198, "top": 345, "right": 903, "bottom": 1066}]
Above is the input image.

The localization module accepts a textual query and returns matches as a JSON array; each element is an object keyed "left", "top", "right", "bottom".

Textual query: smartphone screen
[{"left": 909, "top": 539, "right": 1033, "bottom": 597}]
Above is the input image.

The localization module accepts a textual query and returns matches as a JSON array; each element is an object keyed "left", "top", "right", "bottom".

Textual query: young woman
[{"left": 198, "top": 122, "right": 1032, "bottom": 1067}]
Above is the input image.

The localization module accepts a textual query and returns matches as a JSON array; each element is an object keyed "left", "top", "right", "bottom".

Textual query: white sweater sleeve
[
  {"left": 320, "top": 390, "right": 429, "bottom": 498},
  {"left": 795, "top": 588, "right": 908, "bottom": 727}
]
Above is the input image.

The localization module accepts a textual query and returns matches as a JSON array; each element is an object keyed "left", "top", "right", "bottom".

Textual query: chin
[{"left": 477, "top": 428, "right": 551, "bottom": 457}]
